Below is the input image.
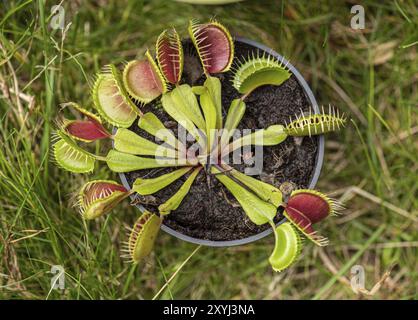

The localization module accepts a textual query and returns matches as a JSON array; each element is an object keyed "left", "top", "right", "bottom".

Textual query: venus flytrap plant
[
  {"left": 53, "top": 130, "right": 97, "bottom": 173},
  {"left": 187, "top": 19, "right": 233, "bottom": 154},
  {"left": 283, "top": 106, "right": 347, "bottom": 137},
  {"left": 52, "top": 24, "right": 204, "bottom": 264},
  {"left": 77, "top": 180, "right": 132, "bottom": 220},
  {"left": 122, "top": 50, "right": 167, "bottom": 104},
  {"left": 53, "top": 127, "right": 187, "bottom": 175},
  {"left": 122, "top": 210, "right": 162, "bottom": 263},
  {"left": 188, "top": 19, "right": 234, "bottom": 75},
  {"left": 52, "top": 102, "right": 111, "bottom": 173},
  {"left": 54, "top": 103, "right": 187, "bottom": 173},
  {"left": 156, "top": 28, "right": 183, "bottom": 85},
  {"left": 268, "top": 221, "right": 303, "bottom": 272},
  {"left": 59, "top": 102, "right": 111, "bottom": 142},
  {"left": 281, "top": 189, "right": 343, "bottom": 246},
  {"left": 231, "top": 51, "right": 291, "bottom": 96},
  {"left": 93, "top": 65, "right": 140, "bottom": 127},
  {"left": 187, "top": 20, "right": 345, "bottom": 270},
  {"left": 52, "top": 19, "right": 347, "bottom": 271}
]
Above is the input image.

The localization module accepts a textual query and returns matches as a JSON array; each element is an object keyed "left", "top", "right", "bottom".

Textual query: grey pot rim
[{"left": 118, "top": 37, "right": 324, "bottom": 248}]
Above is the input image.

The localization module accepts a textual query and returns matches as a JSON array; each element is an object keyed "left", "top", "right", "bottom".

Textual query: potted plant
[{"left": 53, "top": 19, "right": 346, "bottom": 272}]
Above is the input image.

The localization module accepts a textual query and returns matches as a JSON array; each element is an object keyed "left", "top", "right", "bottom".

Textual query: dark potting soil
[{"left": 123, "top": 40, "right": 319, "bottom": 241}]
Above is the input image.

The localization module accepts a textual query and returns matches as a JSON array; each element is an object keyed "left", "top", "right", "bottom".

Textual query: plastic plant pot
[{"left": 118, "top": 37, "right": 324, "bottom": 247}]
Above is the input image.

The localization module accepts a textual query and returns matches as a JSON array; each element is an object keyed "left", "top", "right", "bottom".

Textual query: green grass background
[{"left": 0, "top": 0, "right": 417, "bottom": 299}]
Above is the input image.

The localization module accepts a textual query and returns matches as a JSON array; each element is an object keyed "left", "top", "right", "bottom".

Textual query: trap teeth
[
  {"left": 284, "top": 107, "right": 347, "bottom": 137},
  {"left": 156, "top": 28, "right": 184, "bottom": 84},
  {"left": 188, "top": 19, "right": 234, "bottom": 74},
  {"left": 92, "top": 69, "right": 138, "bottom": 128},
  {"left": 282, "top": 189, "right": 336, "bottom": 247},
  {"left": 231, "top": 52, "right": 291, "bottom": 94},
  {"left": 78, "top": 180, "right": 129, "bottom": 220},
  {"left": 126, "top": 211, "right": 161, "bottom": 263}
]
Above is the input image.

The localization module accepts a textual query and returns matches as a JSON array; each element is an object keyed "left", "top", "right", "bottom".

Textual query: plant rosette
[{"left": 53, "top": 19, "right": 346, "bottom": 272}]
